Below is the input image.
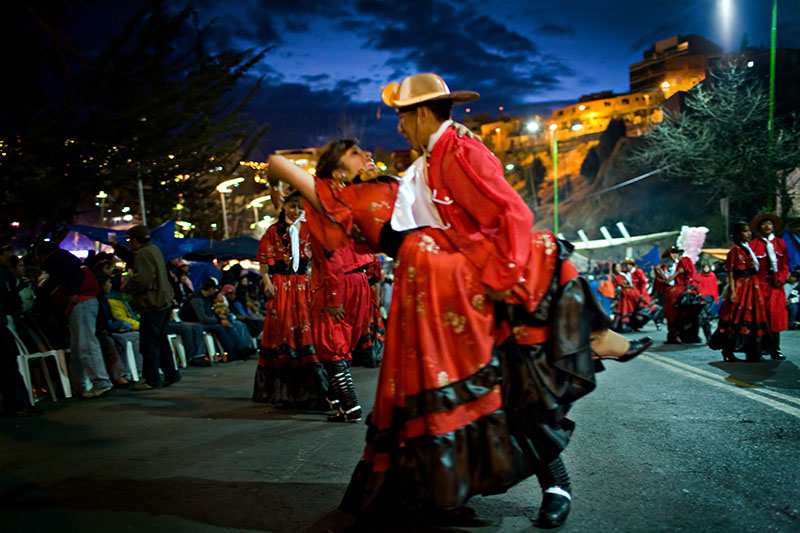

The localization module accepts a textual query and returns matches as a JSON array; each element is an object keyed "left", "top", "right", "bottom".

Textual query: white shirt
[{"left": 389, "top": 120, "right": 453, "bottom": 231}]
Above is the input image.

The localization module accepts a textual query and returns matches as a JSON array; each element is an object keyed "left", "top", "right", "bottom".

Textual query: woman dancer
[
  {"left": 709, "top": 222, "right": 773, "bottom": 361},
  {"left": 253, "top": 192, "right": 322, "bottom": 407}
]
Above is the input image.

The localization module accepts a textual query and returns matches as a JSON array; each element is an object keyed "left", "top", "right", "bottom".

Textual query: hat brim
[
  {"left": 382, "top": 83, "right": 480, "bottom": 109},
  {"left": 661, "top": 247, "right": 684, "bottom": 258},
  {"left": 749, "top": 213, "right": 784, "bottom": 234}
]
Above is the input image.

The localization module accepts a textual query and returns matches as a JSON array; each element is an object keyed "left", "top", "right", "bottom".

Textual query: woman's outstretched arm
[{"left": 267, "top": 154, "right": 323, "bottom": 212}]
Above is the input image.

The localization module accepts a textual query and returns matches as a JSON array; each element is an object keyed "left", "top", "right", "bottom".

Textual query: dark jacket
[
  {"left": 125, "top": 242, "right": 173, "bottom": 312},
  {"left": 179, "top": 293, "right": 218, "bottom": 326}
]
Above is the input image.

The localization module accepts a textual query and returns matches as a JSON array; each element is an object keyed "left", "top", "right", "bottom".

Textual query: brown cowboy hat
[
  {"left": 749, "top": 213, "right": 784, "bottom": 234},
  {"left": 381, "top": 73, "right": 479, "bottom": 109},
  {"left": 661, "top": 246, "right": 683, "bottom": 259},
  {"left": 621, "top": 257, "right": 637, "bottom": 266}
]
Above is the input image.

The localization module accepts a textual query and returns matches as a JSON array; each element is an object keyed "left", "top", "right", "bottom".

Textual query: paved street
[{"left": 2, "top": 323, "right": 799, "bottom": 532}]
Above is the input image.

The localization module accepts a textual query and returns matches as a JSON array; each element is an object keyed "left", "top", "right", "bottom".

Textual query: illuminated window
[{"left": 604, "top": 102, "right": 611, "bottom": 107}]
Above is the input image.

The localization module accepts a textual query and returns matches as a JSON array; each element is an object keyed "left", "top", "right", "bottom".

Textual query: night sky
[{"left": 13, "top": 0, "right": 800, "bottom": 155}]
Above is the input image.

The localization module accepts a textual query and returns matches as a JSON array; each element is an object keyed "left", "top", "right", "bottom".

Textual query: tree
[
  {"left": 629, "top": 60, "right": 800, "bottom": 225},
  {"left": 0, "top": 0, "right": 269, "bottom": 242}
]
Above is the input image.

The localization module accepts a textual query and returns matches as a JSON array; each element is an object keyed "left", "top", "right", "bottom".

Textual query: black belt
[
  {"left": 379, "top": 223, "right": 417, "bottom": 259},
  {"left": 269, "top": 259, "right": 310, "bottom": 275},
  {"left": 346, "top": 264, "right": 369, "bottom": 275}
]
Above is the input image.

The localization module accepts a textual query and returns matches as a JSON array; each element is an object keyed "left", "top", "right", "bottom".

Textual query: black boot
[
  {"left": 771, "top": 333, "right": 786, "bottom": 360},
  {"left": 325, "top": 360, "right": 362, "bottom": 423},
  {"left": 536, "top": 456, "right": 571, "bottom": 529}
]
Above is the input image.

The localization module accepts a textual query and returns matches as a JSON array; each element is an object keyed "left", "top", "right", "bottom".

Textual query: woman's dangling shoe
[{"left": 721, "top": 350, "right": 741, "bottom": 362}]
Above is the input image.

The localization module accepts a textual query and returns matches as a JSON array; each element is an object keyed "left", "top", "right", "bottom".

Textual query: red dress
[
  {"left": 662, "top": 256, "right": 698, "bottom": 339},
  {"left": 709, "top": 245, "right": 772, "bottom": 356},
  {"left": 306, "top": 222, "right": 372, "bottom": 363},
  {"left": 695, "top": 272, "right": 719, "bottom": 303},
  {"left": 612, "top": 273, "right": 642, "bottom": 328},
  {"left": 352, "top": 257, "right": 385, "bottom": 368},
  {"left": 306, "top": 174, "right": 602, "bottom": 514},
  {"left": 253, "top": 220, "right": 321, "bottom": 405},
  {"left": 631, "top": 267, "right": 651, "bottom": 304},
  {"left": 749, "top": 235, "right": 790, "bottom": 332}
]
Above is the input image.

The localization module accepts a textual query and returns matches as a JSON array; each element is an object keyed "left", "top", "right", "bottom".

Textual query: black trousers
[{"left": 139, "top": 307, "right": 180, "bottom": 386}]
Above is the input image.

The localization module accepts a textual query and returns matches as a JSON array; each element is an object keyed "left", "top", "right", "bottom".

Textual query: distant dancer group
[{"left": 263, "top": 73, "right": 651, "bottom": 529}]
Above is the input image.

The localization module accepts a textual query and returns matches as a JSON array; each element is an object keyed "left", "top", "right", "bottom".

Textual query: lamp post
[
  {"left": 768, "top": 0, "right": 777, "bottom": 145},
  {"left": 216, "top": 177, "right": 245, "bottom": 240},
  {"left": 96, "top": 191, "right": 108, "bottom": 225},
  {"left": 549, "top": 124, "right": 559, "bottom": 235}
]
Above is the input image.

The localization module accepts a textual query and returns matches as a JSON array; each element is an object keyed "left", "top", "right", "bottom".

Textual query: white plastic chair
[{"left": 7, "top": 318, "right": 71, "bottom": 404}]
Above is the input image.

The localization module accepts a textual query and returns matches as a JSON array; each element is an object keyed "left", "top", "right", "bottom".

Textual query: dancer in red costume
[
  {"left": 267, "top": 73, "right": 651, "bottom": 529},
  {"left": 748, "top": 213, "right": 789, "bottom": 360},
  {"left": 708, "top": 222, "right": 773, "bottom": 361},
  {"left": 655, "top": 247, "right": 701, "bottom": 343},
  {"left": 253, "top": 193, "right": 322, "bottom": 406}
]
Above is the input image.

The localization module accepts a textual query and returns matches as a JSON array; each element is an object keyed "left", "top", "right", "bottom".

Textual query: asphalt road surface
[{"left": 1, "top": 323, "right": 798, "bottom": 532}]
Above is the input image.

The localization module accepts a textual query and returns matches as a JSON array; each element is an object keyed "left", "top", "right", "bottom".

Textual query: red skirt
[
  {"left": 710, "top": 275, "right": 773, "bottom": 354},
  {"left": 253, "top": 273, "right": 323, "bottom": 406},
  {"left": 341, "top": 229, "right": 599, "bottom": 514},
  {"left": 760, "top": 282, "right": 788, "bottom": 332},
  {"left": 310, "top": 271, "right": 370, "bottom": 361}
]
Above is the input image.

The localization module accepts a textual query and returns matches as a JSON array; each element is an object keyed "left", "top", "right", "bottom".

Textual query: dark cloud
[
  {"left": 630, "top": 22, "right": 682, "bottom": 52},
  {"left": 302, "top": 73, "right": 330, "bottom": 83},
  {"left": 535, "top": 23, "right": 575, "bottom": 36},
  {"left": 242, "top": 78, "right": 403, "bottom": 155},
  {"left": 350, "top": 0, "right": 574, "bottom": 110}
]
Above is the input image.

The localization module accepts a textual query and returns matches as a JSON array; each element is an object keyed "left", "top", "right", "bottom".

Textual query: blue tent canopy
[
  {"left": 635, "top": 245, "right": 661, "bottom": 271},
  {"left": 62, "top": 220, "right": 211, "bottom": 262},
  {"left": 184, "top": 236, "right": 259, "bottom": 260},
  {"left": 782, "top": 230, "right": 800, "bottom": 271}
]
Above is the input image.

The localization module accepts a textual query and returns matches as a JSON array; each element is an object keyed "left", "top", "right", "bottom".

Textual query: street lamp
[
  {"left": 96, "top": 191, "right": 108, "bottom": 225},
  {"left": 216, "top": 177, "right": 244, "bottom": 239},
  {"left": 247, "top": 195, "right": 272, "bottom": 225},
  {"left": 549, "top": 124, "right": 559, "bottom": 235},
  {"left": 526, "top": 121, "right": 540, "bottom": 133}
]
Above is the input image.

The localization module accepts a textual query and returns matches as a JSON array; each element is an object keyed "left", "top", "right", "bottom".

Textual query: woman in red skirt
[
  {"left": 709, "top": 222, "right": 773, "bottom": 361},
  {"left": 253, "top": 193, "right": 324, "bottom": 407}
]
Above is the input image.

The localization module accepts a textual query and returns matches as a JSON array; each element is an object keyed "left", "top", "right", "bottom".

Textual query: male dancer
[{"left": 749, "top": 213, "right": 789, "bottom": 360}]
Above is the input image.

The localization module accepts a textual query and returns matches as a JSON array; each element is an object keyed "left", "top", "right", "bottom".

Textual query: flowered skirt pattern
[
  {"left": 253, "top": 273, "right": 324, "bottom": 406},
  {"left": 340, "top": 229, "right": 599, "bottom": 514},
  {"left": 709, "top": 276, "right": 773, "bottom": 354}
]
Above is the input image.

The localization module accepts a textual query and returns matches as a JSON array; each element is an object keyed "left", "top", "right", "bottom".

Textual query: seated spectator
[
  {"left": 179, "top": 279, "right": 254, "bottom": 360},
  {"left": 96, "top": 274, "right": 139, "bottom": 386},
  {"left": 225, "top": 282, "right": 263, "bottom": 338},
  {"left": 217, "top": 284, "right": 255, "bottom": 352}
]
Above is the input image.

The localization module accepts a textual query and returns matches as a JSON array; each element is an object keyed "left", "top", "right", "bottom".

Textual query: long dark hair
[
  {"left": 276, "top": 191, "right": 302, "bottom": 236},
  {"left": 732, "top": 221, "right": 750, "bottom": 244},
  {"left": 316, "top": 138, "right": 358, "bottom": 180}
]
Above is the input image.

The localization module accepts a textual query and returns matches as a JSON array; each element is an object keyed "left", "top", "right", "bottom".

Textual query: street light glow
[
  {"left": 526, "top": 121, "right": 540, "bottom": 133},
  {"left": 505, "top": 163, "right": 515, "bottom": 171},
  {"left": 549, "top": 124, "right": 557, "bottom": 131},
  {"left": 216, "top": 177, "right": 244, "bottom": 193},
  {"left": 571, "top": 123, "right": 584, "bottom": 131},
  {"left": 248, "top": 196, "right": 272, "bottom": 209}
]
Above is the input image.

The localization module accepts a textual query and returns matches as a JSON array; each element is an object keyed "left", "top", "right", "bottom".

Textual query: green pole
[
  {"left": 769, "top": 0, "right": 777, "bottom": 144},
  {"left": 552, "top": 134, "right": 559, "bottom": 235}
]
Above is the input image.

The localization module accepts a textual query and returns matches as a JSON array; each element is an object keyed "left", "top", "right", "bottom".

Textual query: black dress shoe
[
  {"left": 537, "top": 487, "right": 571, "bottom": 529},
  {"left": 599, "top": 337, "right": 652, "bottom": 362},
  {"left": 771, "top": 350, "right": 786, "bottom": 360}
]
